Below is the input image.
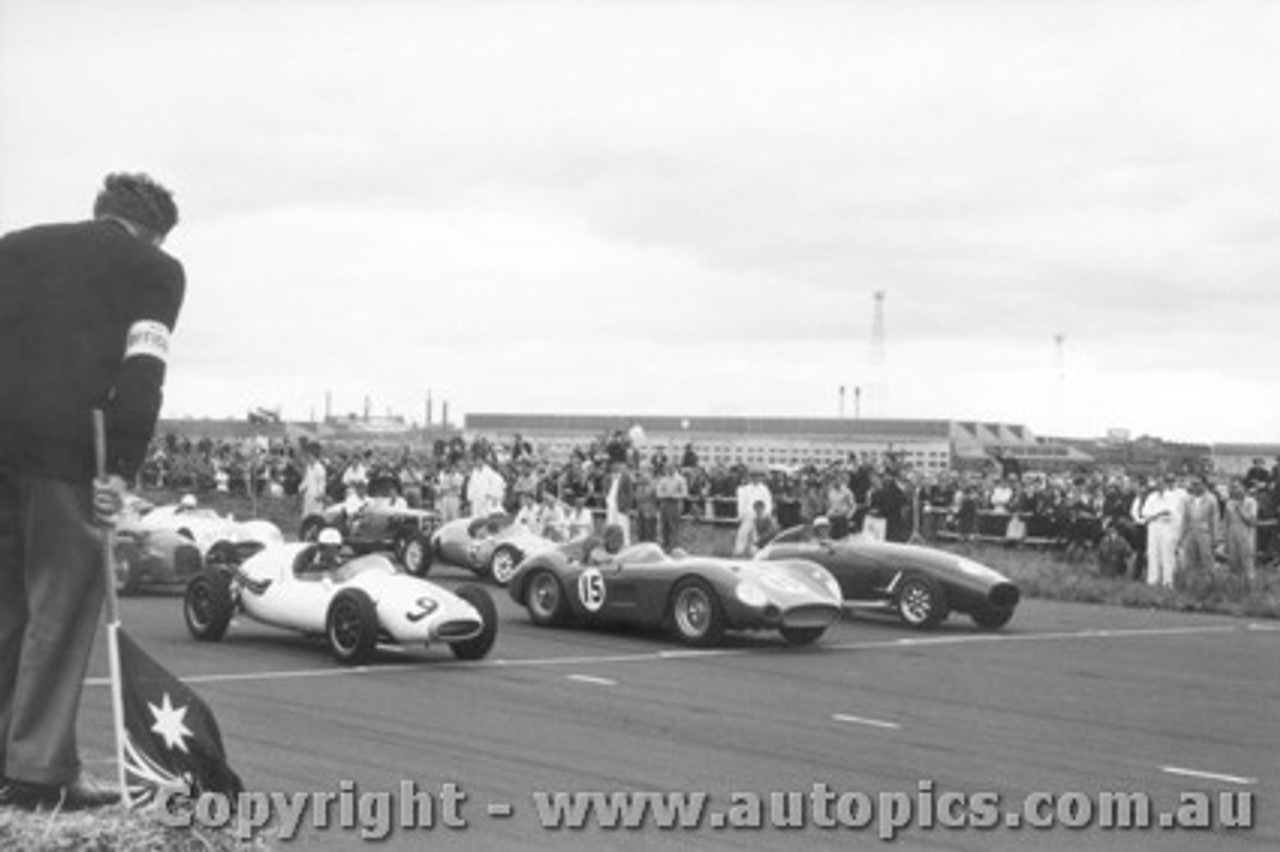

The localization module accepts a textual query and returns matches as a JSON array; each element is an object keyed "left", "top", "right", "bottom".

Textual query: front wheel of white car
[
  {"left": 326, "top": 588, "right": 379, "bottom": 665},
  {"left": 449, "top": 584, "right": 498, "bottom": 661},
  {"left": 184, "top": 570, "right": 234, "bottom": 642}
]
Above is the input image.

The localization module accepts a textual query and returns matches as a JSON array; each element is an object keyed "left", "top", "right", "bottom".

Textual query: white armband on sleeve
[{"left": 123, "top": 320, "right": 171, "bottom": 362}]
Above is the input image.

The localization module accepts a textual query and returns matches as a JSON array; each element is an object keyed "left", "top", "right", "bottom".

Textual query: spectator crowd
[{"left": 139, "top": 430, "right": 1280, "bottom": 586}]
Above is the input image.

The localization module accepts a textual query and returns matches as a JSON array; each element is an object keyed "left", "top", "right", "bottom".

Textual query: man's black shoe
[{"left": 0, "top": 772, "right": 121, "bottom": 811}]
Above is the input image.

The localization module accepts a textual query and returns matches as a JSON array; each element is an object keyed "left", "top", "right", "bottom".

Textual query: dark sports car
[
  {"left": 755, "top": 526, "right": 1021, "bottom": 629},
  {"left": 300, "top": 498, "right": 439, "bottom": 576},
  {"left": 507, "top": 540, "right": 843, "bottom": 647}
]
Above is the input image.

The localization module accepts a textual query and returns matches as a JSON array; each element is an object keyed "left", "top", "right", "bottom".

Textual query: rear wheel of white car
[
  {"left": 184, "top": 570, "right": 234, "bottom": 642},
  {"left": 488, "top": 545, "right": 522, "bottom": 586},
  {"left": 779, "top": 626, "right": 826, "bottom": 646},
  {"left": 669, "top": 578, "right": 726, "bottom": 647},
  {"left": 113, "top": 541, "right": 141, "bottom": 597},
  {"left": 525, "top": 569, "right": 568, "bottom": 627},
  {"left": 326, "top": 588, "right": 379, "bottom": 665},
  {"left": 896, "top": 577, "right": 948, "bottom": 629},
  {"left": 398, "top": 534, "right": 431, "bottom": 577},
  {"left": 449, "top": 584, "right": 498, "bottom": 661}
]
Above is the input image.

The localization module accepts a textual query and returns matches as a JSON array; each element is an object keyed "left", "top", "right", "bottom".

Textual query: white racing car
[{"left": 182, "top": 536, "right": 498, "bottom": 665}]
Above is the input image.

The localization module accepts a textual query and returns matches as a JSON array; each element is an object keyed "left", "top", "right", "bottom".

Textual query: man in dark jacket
[{"left": 0, "top": 173, "right": 184, "bottom": 810}]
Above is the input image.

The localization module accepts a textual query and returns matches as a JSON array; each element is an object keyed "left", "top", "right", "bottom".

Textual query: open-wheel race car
[
  {"left": 507, "top": 539, "right": 843, "bottom": 647},
  {"left": 113, "top": 495, "right": 282, "bottom": 595},
  {"left": 755, "top": 524, "right": 1021, "bottom": 630},
  {"left": 430, "top": 514, "right": 570, "bottom": 586},
  {"left": 182, "top": 538, "right": 498, "bottom": 665},
  {"left": 299, "top": 498, "right": 439, "bottom": 577}
]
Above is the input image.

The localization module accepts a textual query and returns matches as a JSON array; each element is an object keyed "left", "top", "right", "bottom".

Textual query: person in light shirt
[
  {"left": 1139, "top": 474, "right": 1186, "bottom": 587},
  {"left": 466, "top": 457, "right": 506, "bottom": 519},
  {"left": 734, "top": 469, "right": 773, "bottom": 556}
]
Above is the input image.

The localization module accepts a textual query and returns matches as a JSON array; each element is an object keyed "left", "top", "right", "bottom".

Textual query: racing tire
[
  {"left": 525, "top": 569, "right": 569, "bottom": 627},
  {"left": 779, "top": 626, "right": 827, "bottom": 646},
  {"left": 449, "top": 584, "right": 499, "bottom": 661},
  {"left": 669, "top": 578, "right": 726, "bottom": 647},
  {"left": 299, "top": 516, "right": 326, "bottom": 543},
  {"left": 325, "top": 588, "right": 380, "bottom": 665},
  {"left": 488, "top": 544, "right": 522, "bottom": 587},
  {"left": 398, "top": 534, "right": 432, "bottom": 577},
  {"left": 970, "top": 606, "right": 1015, "bottom": 630},
  {"left": 184, "top": 570, "right": 234, "bottom": 642},
  {"left": 896, "top": 576, "right": 948, "bottom": 629},
  {"left": 112, "top": 541, "right": 142, "bottom": 597}
]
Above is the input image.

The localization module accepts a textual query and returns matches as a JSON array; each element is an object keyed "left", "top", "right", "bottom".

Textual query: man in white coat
[
  {"left": 466, "top": 457, "right": 506, "bottom": 518},
  {"left": 1139, "top": 474, "right": 1185, "bottom": 587},
  {"left": 734, "top": 469, "right": 774, "bottom": 557}
]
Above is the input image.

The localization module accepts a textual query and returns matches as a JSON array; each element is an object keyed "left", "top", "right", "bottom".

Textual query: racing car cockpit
[{"left": 294, "top": 528, "right": 347, "bottom": 579}]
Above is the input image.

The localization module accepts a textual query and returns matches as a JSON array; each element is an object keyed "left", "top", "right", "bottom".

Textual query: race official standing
[
  {"left": 298, "top": 443, "right": 328, "bottom": 521},
  {"left": 1139, "top": 474, "right": 1184, "bottom": 588},
  {"left": 0, "top": 173, "right": 184, "bottom": 810}
]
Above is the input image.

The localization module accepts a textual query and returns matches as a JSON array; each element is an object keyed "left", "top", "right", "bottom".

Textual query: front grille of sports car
[
  {"left": 988, "top": 583, "right": 1020, "bottom": 609},
  {"left": 782, "top": 605, "right": 839, "bottom": 630},
  {"left": 435, "top": 619, "right": 482, "bottom": 640}
]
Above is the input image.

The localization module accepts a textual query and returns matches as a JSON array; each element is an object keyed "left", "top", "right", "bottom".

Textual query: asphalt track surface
[{"left": 78, "top": 566, "right": 1279, "bottom": 851}]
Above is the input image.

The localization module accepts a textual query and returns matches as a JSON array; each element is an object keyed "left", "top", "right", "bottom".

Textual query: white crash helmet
[{"left": 317, "top": 528, "right": 343, "bottom": 546}]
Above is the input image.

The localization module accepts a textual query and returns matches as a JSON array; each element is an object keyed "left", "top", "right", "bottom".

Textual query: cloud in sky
[{"left": 2, "top": 0, "right": 1278, "bottom": 442}]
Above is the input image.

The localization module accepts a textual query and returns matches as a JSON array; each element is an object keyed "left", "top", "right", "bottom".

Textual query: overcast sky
[{"left": 2, "top": 1, "right": 1277, "bottom": 444}]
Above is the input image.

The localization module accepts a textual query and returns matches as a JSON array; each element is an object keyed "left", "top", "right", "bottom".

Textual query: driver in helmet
[{"left": 299, "top": 527, "right": 345, "bottom": 576}]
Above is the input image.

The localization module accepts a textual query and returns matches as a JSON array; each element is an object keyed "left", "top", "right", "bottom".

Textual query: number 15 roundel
[{"left": 578, "top": 567, "right": 606, "bottom": 612}]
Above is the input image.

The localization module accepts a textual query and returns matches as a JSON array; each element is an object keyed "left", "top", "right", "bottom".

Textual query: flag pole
[{"left": 93, "top": 410, "right": 133, "bottom": 810}]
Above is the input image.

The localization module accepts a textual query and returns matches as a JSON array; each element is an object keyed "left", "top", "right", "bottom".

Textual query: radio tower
[
  {"left": 1052, "top": 333, "right": 1065, "bottom": 432},
  {"left": 868, "top": 290, "right": 887, "bottom": 417}
]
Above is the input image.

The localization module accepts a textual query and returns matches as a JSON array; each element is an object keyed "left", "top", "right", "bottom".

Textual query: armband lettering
[{"left": 123, "top": 320, "right": 171, "bottom": 362}]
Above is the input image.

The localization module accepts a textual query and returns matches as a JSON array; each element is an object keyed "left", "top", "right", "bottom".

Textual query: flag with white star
[{"left": 118, "top": 628, "right": 243, "bottom": 806}]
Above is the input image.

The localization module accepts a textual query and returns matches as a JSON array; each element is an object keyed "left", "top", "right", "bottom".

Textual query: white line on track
[
  {"left": 83, "top": 622, "right": 1246, "bottom": 688},
  {"left": 832, "top": 713, "right": 900, "bottom": 730},
  {"left": 567, "top": 674, "right": 618, "bottom": 687},
  {"left": 1161, "top": 766, "right": 1257, "bottom": 785}
]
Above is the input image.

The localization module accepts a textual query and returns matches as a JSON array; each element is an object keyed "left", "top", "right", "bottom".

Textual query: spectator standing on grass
[
  {"left": 1180, "top": 476, "right": 1220, "bottom": 578},
  {"left": 466, "top": 456, "right": 506, "bottom": 518},
  {"left": 564, "top": 493, "right": 595, "bottom": 540},
  {"left": 734, "top": 469, "right": 773, "bottom": 556},
  {"left": 1096, "top": 522, "right": 1135, "bottom": 578},
  {"left": 634, "top": 470, "right": 660, "bottom": 543},
  {"left": 436, "top": 460, "right": 465, "bottom": 522},
  {"left": 1223, "top": 480, "right": 1258, "bottom": 579},
  {"left": 1139, "top": 474, "right": 1183, "bottom": 587},
  {"left": 825, "top": 473, "right": 856, "bottom": 540},
  {"left": 299, "top": 443, "right": 327, "bottom": 521},
  {"left": 654, "top": 460, "right": 688, "bottom": 552},
  {"left": 0, "top": 173, "right": 184, "bottom": 810},
  {"left": 751, "top": 499, "right": 780, "bottom": 555}
]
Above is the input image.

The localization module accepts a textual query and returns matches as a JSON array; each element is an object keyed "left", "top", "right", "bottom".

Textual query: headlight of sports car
[{"left": 735, "top": 582, "right": 768, "bottom": 608}]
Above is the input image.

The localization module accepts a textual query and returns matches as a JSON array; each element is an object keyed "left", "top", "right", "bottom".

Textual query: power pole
[{"left": 869, "top": 290, "right": 887, "bottom": 417}]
